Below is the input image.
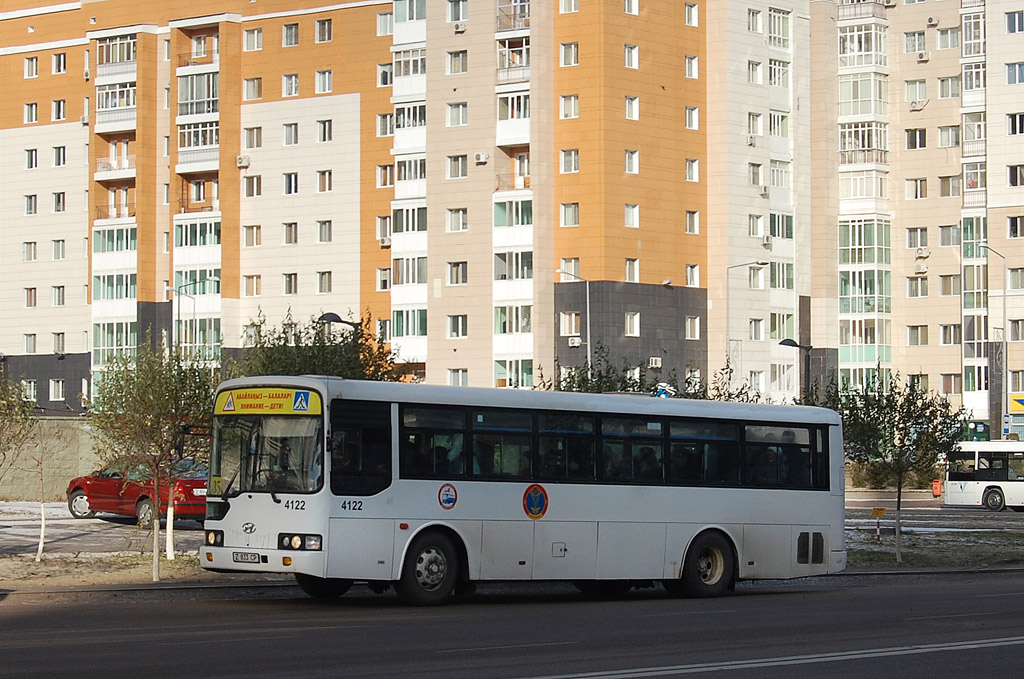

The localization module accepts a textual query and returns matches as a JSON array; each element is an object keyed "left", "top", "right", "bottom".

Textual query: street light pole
[
  {"left": 779, "top": 338, "right": 812, "bottom": 401},
  {"left": 982, "top": 244, "right": 1008, "bottom": 439},
  {"left": 726, "top": 260, "right": 769, "bottom": 388},
  {"left": 555, "top": 268, "right": 592, "bottom": 378},
  {"left": 174, "top": 275, "right": 219, "bottom": 353}
]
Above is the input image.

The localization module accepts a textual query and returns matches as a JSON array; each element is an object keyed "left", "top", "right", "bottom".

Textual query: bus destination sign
[{"left": 215, "top": 388, "right": 322, "bottom": 415}]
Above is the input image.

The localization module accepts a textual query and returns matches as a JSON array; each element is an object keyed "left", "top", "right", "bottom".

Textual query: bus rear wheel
[
  {"left": 673, "top": 531, "right": 735, "bottom": 598},
  {"left": 397, "top": 532, "right": 459, "bottom": 606},
  {"left": 294, "top": 574, "right": 352, "bottom": 600},
  {"left": 984, "top": 489, "right": 1005, "bottom": 512}
]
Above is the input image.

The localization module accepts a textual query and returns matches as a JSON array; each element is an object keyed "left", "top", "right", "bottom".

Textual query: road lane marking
[
  {"left": 514, "top": 635, "right": 1024, "bottom": 678},
  {"left": 439, "top": 641, "right": 578, "bottom": 654}
]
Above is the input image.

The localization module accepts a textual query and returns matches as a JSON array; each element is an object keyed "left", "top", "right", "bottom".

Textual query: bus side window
[{"left": 329, "top": 400, "right": 392, "bottom": 496}]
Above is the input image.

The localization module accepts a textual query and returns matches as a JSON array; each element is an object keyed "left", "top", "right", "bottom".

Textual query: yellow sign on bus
[{"left": 215, "top": 388, "right": 322, "bottom": 415}]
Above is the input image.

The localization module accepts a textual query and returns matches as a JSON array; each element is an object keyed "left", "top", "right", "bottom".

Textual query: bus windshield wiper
[{"left": 220, "top": 468, "right": 240, "bottom": 499}]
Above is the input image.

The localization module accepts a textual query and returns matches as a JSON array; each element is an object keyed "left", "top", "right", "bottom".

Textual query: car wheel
[
  {"left": 68, "top": 490, "right": 95, "bottom": 519},
  {"left": 136, "top": 498, "right": 156, "bottom": 527},
  {"left": 678, "top": 531, "right": 735, "bottom": 598},
  {"left": 984, "top": 489, "right": 1005, "bottom": 512},
  {"left": 294, "top": 574, "right": 353, "bottom": 600},
  {"left": 396, "top": 532, "right": 459, "bottom": 606}
]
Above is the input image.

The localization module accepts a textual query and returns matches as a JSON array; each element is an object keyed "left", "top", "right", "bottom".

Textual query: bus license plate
[{"left": 232, "top": 552, "right": 260, "bottom": 563}]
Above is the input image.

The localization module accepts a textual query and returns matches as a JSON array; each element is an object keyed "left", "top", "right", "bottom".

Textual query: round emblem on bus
[
  {"left": 523, "top": 484, "right": 548, "bottom": 520},
  {"left": 438, "top": 483, "right": 458, "bottom": 510}
]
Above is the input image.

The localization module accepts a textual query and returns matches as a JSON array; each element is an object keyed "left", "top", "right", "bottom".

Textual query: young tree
[
  {"left": 87, "top": 338, "right": 217, "bottom": 581},
  {"left": 229, "top": 310, "right": 405, "bottom": 381},
  {"left": 832, "top": 371, "right": 966, "bottom": 562},
  {"left": 0, "top": 373, "right": 36, "bottom": 488}
]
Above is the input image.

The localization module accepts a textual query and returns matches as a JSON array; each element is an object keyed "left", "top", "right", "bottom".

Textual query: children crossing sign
[{"left": 215, "top": 388, "right": 322, "bottom": 415}]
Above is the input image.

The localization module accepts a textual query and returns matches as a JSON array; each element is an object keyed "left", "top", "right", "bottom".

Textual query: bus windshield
[{"left": 212, "top": 415, "right": 323, "bottom": 496}]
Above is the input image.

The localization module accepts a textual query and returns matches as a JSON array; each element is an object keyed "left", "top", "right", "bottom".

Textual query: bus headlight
[
  {"left": 277, "top": 533, "right": 322, "bottom": 551},
  {"left": 205, "top": 530, "right": 224, "bottom": 546}
]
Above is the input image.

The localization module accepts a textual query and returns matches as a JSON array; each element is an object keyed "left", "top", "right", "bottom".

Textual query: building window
[
  {"left": 316, "top": 18, "right": 332, "bottom": 43},
  {"left": 52, "top": 192, "right": 66, "bottom": 213},
  {"left": 53, "top": 146, "right": 66, "bottom": 167},
  {"left": 25, "top": 334, "right": 37, "bottom": 354},
  {"left": 624, "top": 44, "right": 639, "bottom": 69},
  {"left": 907, "top": 276, "right": 928, "bottom": 298},
  {"left": 624, "top": 0, "right": 638, "bottom": 15},
  {"left": 448, "top": 369, "right": 469, "bottom": 386},
  {"left": 749, "top": 214, "right": 764, "bottom": 237},
  {"left": 938, "top": 27, "right": 960, "bottom": 49},
  {"left": 24, "top": 103, "right": 38, "bottom": 124},
  {"left": 317, "top": 271, "right": 332, "bottom": 294},
  {"left": 25, "top": 56, "right": 38, "bottom": 78},
  {"left": 391, "top": 309, "right": 428, "bottom": 338},
  {"left": 768, "top": 60, "right": 789, "bottom": 88},
  {"left": 939, "top": 125, "right": 960, "bottom": 148},
  {"left": 685, "top": 159, "right": 699, "bottom": 182},
  {"left": 907, "top": 325, "right": 928, "bottom": 346},
  {"left": 51, "top": 99, "right": 66, "bottom": 121},
  {"left": 377, "top": 63, "right": 393, "bottom": 87},
  {"left": 561, "top": 42, "right": 579, "bottom": 67},
  {"left": 317, "top": 220, "right": 332, "bottom": 243},
  {"left": 318, "top": 170, "right": 332, "bottom": 193},
  {"left": 686, "top": 264, "right": 699, "bottom": 287},
  {"left": 282, "top": 74, "right": 299, "bottom": 97},
  {"left": 624, "top": 204, "right": 639, "bottom": 229},
  {"left": 1009, "top": 165, "right": 1024, "bottom": 187},
  {"left": 243, "top": 275, "right": 261, "bottom": 297},
  {"left": 282, "top": 23, "right": 298, "bottom": 47},
  {"left": 685, "top": 107, "right": 699, "bottom": 130},
  {"left": 625, "top": 258, "right": 639, "bottom": 283},
  {"left": 52, "top": 240, "right": 65, "bottom": 260},
  {"left": 243, "top": 225, "right": 262, "bottom": 247},
  {"left": 905, "top": 178, "right": 927, "bottom": 199},
  {"left": 25, "top": 288, "right": 37, "bottom": 308},
  {"left": 447, "top": 208, "right": 468, "bottom": 232},
  {"left": 377, "top": 268, "right": 392, "bottom": 291},
  {"left": 244, "top": 28, "right": 262, "bottom": 51},
  {"left": 1009, "top": 63, "right": 1024, "bottom": 86},
  {"left": 53, "top": 332, "right": 65, "bottom": 354},
  {"left": 625, "top": 150, "right": 639, "bottom": 174},
  {"left": 749, "top": 318, "right": 764, "bottom": 341},
  {"left": 283, "top": 122, "right": 299, "bottom": 146},
  {"left": 283, "top": 173, "right": 299, "bottom": 195},
  {"left": 315, "top": 70, "right": 332, "bottom": 94},
  {"left": 25, "top": 148, "right": 38, "bottom": 169},
  {"left": 448, "top": 0, "right": 467, "bottom": 21},
  {"left": 561, "top": 0, "right": 578, "bottom": 12},
  {"left": 685, "top": 316, "right": 700, "bottom": 340},
  {"left": 904, "top": 31, "right": 926, "bottom": 52},
  {"left": 624, "top": 96, "right": 639, "bottom": 120},
  {"left": 377, "top": 165, "right": 394, "bottom": 188},
  {"left": 940, "top": 176, "right": 962, "bottom": 197},
  {"left": 50, "top": 379, "right": 66, "bottom": 401},
  {"left": 770, "top": 262, "right": 794, "bottom": 290},
  {"left": 283, "top": 273, "right": 298, "bottom": 295},
  {"left": 685, "top": 3, "right": 698, "bottom": 26},
  {"left": 447, "top": 315, "right": 468, "bottom": 339},
  {"left": 561, "top": 149, "right": 579, "bottom": 173},
  {"left": 685, "top": 210, "right": 699, "bottom": 234},
  {"left": 448, "top": 261, "right": 468, "bottom": 285},
  {"left": 560, "top": 258, "right": 580, "bottom": 281},
  {"left": 378, "top": 12, "right": 394, "bottom": 36},
  {"left": 447, "top": 50, "right": 467, "bottom": 74},
  {"left": 23, "top": 242, "right": 37, "bottom": 262},
  {"left": 52, "top": 52, "right": 67, "bottom": 74},
  {"left": 283, "top": 222, "right": 298, "bottom": 245},
  {"left": 769, "top": 160, "right": 789, "bottom": 188},
  {"left": 1011, "top": 216, "right": 1024, "bottom": 238},
  {"left": 624, "top": 312, "right": 641, "bottom": 337},
  {"left": 52, "top": 285, "right": 66, "bottom": 307},
  {"left": 243, "top": 78, "right": 262, "bottom": 101},
  {"left": 243, "top": 175, "right": 262, "bottom": 197},
  {"left": 685, "top": 55, "right": 698, "bottom": 79},
  {"left": 561, "top": 203, "right": 580, "bottom": 228},
  {"left": 905, "top": 79, "right": 926, "bottom": 102},
  {"left": 447, "top": 155, "right": 468, "bottom": 179},
  {"left": 25, "top": 195, "right": 38, "bottom": 215},
  {"left": 376, "top": 113, "right": 394, "bottom": 137},
  {"left": 906, "top": 227, "right": 928, "bottom": 248},
  {"left": 940, "top": 225, "right": 961, "bottom": 247},
  {"left": 446, "top": 102, "right": 468, "bottom": 127},
  {"left": 244, "top": 127, "right": 262, "bottom": 149},
  {"left": 561, "top": 94, "right": 579, "bottom": 119},
  {"left": 318, "top": 119, "right": 333, "bottom": 142},
  {"left": 941, "top": 324, "right": 962, "bottom": 345},
  {"left": 747, "top": 61, "right": 762, "bottom": 85},
  {"left": 493, "top": 251, "right": 533, "bottom": 281},
  {"left": 560, "top": 312, "right": 581, "bottom": 337},
  {"left": 906, "top": 128, "right": 926, "bottom": 150},
  {"left": 938, "top": 77, "right": 961, "bottom": 99}
]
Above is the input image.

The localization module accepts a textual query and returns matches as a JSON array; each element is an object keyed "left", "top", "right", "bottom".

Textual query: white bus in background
[
  {"left": 945, "top": 441, "right": 1024, "bottom": 512},
  {"left": 201, "top": 377, "right": 847, "bottom": 605}
]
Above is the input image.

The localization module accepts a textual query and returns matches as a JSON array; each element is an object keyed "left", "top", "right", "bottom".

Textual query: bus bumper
[{"left": 201, "top": 546, "right": 326, "bottom": 577}]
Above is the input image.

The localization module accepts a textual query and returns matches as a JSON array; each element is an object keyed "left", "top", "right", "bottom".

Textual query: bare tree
[{"left": 0, "top": 373, "right": 36, "bottom": 488}]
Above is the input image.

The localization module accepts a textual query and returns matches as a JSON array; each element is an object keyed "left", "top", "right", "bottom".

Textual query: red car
[{"left": 66, "top": 460, "right": 208, "bottom": 525}]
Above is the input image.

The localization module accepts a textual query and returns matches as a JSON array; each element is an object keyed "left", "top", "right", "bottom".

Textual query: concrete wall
[{"left": 0, "top": 417, "right": 100, "bottom": 502}]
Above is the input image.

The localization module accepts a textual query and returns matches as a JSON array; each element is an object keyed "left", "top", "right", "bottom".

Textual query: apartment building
[
  {"left": 2, "top": 0, "right": 822, "bottom": 417},
  {"left": 834, "top": 0, "right": 1024, "bottom": 437}
]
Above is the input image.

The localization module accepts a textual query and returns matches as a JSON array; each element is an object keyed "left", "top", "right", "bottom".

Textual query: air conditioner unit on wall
[
  {"left": 83, "top": 69, "right": 90, "bottom": 80},
  {"left": 474, "top": 152, "right": 489, "bottom": 164},
  {"left": 567, "top": 336, "right": 582, "bottom": 348},
  {"left": 916, "top": 247, "right": 931, "bottom": 259},
  {"left": 648, "top": 356, "right": 663, "bottom": 369},
  {"left": 747, "top": 134, "right": 756, "bottom": 147},
  {"left": 236, "top": 155, "right": 250, "bottom": 168},
  {"left": 927, "top": 16, "right": 939, "bottom": 27},
  {"left": 883, "top": 0, "right": 896, "bottom": 7},
  {"left": 915, "top": 262, "right": 928, "bottom": 274},
  {"left": 909, "top": 100, "right": 927, "bottom": 111},
  {"left": 453, "top": 22, "right": 467, "bottom": 33},
  {"left": 760, "top": 185, "right": 770, "bottom": 197},
  {"left": 917, "top": 51, "right": 930, "bottom": 62},
  {"left": 379, "top": 236, "right": 392, "bottom": 247},
  {"left": 762, "top": 234, "right": 773, "bottom": 248}
]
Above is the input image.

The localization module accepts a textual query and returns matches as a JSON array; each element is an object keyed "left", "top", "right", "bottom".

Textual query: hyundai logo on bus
[{"left": 242, "top": 522, "right": 256, "bottom": 534}]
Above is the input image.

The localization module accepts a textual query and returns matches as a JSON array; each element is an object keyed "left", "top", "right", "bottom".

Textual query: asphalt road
[{"left": 3, "top": 571, "right": 1024, "bottom": 678}]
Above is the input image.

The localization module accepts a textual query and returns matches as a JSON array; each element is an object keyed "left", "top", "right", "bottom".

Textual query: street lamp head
[
  {"left": 318, "top": 312, "right": 343, "bottom": 324},
  {"left": 779, "top": 338, "right": 799, "bottom": 349},
  {"left": 754, "top": 260, "right": 769, "bottom": 267},
  {"left": 662, "top": 279, "right": 673, "bottom": 287}
]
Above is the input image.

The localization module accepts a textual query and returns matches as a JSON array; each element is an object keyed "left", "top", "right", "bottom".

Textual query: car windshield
[{"left": 211, "top": 415, "right": 322, "bottom": 495}]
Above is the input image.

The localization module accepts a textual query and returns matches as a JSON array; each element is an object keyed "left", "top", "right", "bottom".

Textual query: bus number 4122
[{"left": 283, "top": 500, "right": 306, "bottom": 510}]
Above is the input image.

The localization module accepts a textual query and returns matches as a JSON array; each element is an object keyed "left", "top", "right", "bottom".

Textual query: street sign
[{"left": 870, "top": 507, "right": 886, "bottom": 518}]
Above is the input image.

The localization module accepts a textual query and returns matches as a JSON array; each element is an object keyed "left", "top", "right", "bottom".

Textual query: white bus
[
  {"left": 944, "top": 440, "right": 1024, "bottom": 511},
  {"left": 201, "top": 377, "right": 847, "bottom": 605}
]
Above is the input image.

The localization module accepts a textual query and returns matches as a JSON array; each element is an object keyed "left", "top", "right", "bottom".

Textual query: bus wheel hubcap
[
  {"left": 698, "top": 548, "right": 724, "bottom": 584},
  {"left": 415, "top": 547, "right": 447, "bottom": 590}
]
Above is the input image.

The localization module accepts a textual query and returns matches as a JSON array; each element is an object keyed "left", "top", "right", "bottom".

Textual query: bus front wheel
[
  {"left": 671, "top": 531, "right": 735, "bottom": 598},
  {"left": 294, "top": 573, "right": 352, "bottom": 600},
  {"left": 397, "top": 532, "right": 459, "bottom": 606},
  {"left": 984, "top": 489, "right": 1005, "bottom": 512}
]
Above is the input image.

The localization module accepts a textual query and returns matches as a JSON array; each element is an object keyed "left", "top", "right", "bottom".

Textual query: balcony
[
  {"left": 962, "top": 0, "right": 985, "bottom": 7},
  {"left": 497, "top": 65, "right": 530, "bottom": 85},
  {"left": 176, "top": 146, "right": 220, "bottom": 173},
  {"left": 177, "top": 51, "right": 219, "bottom": 68},
  {"left": 495, "top": 173, "right": 531, "bottom": 191},
  {"left": 838, "top": 1, "right": 886, "bottom": 21},
  {"left": 963, "top": 139, "right": 986, "bottom": 157},
  {"left": 963, "top": 190, "right": 987, "bottom": 208},
  {"left": 95, "top": 203, "right": 136, "bottom": 220},
  {"left": 839, "top": 149, "right": 889, "bottom": 165},
  {"left": 95, "top": 107, "right": 136, "bottom": 133},
  {"left": 96, "top": 60, "right": 136, "bottom": 82},
  {"left": 177, "top": 200, "right": 219, "bottom": 214},
  {"left": 95, "top": 155, "right": 136, "bottom": 182},
  {"left": 178, "top": 99, "right": 219, "bottom": 117},
  {"left": 497, "top": 9, "right": 529, "bottom": 31}
]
